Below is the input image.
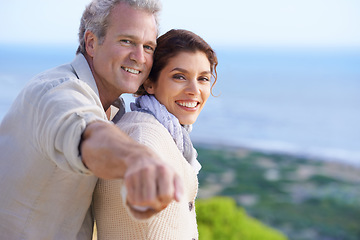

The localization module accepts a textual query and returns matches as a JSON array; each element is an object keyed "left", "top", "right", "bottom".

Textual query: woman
[{"left": 93, "top": 29, "right": 218, "bottom": 240}]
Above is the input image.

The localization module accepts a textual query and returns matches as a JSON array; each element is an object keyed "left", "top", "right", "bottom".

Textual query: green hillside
[{"left": 195, "top": 145, "right": 360, "bottom": 240}]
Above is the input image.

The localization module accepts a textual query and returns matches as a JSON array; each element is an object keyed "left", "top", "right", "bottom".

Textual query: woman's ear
[{"left": 144, "top": 79, "right": 155, "bottom": 94}]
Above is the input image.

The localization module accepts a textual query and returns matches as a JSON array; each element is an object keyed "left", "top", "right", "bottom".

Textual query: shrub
[{"left": 196, "top": 197, "right": 288, "bottom": 240}]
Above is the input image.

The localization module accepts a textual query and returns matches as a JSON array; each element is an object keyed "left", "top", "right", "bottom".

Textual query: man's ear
[
  {"left": 144, "top": 79, "right": 155, "bottom": 94},
  {"left": 85, "top": 31, "right": 98, "bottom": 57}
]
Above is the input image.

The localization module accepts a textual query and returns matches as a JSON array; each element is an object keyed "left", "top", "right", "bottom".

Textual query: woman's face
[{"left": 146, "top": 51, "right": 211, "bottom": 125}]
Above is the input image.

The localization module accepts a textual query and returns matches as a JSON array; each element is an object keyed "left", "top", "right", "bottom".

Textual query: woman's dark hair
[{"left": 136, "top": 29, "right": 218, "bottom": 95}]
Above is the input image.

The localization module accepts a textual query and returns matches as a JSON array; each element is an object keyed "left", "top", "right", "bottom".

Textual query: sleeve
[
  {"left": 115, "top": 113, "right": 180, "bottom": 215},
  {"left": 117, "top": 113, "right": 184, "bottom": 174},
  {"left": 31, "top": 78, "right": 108, "bottom": 174}
]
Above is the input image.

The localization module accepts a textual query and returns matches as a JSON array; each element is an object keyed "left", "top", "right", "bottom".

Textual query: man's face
[{"left": 88, "top": 2, "right": 157, "bottom": 105}]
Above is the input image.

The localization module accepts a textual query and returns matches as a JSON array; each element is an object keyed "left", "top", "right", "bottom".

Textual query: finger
[
  {"left": 126, "top": 167, "right": 159, "bottom": 208},
  {"left": 140, "top": 167, "right": 157, "bottom": 205},
  {"left": 156, "top": 166, "right": 174, "bottom": 206},
  {"left": 124, "top": 172, "right": 141, "bottom": 205},
  {"left": 173, "top": 174, "right": 184, "bottom": 202}
]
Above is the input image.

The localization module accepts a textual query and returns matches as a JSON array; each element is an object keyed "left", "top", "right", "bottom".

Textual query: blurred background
[
  {"left": 1, "top": 1, "right": 360, "bottom": 239},
  {"left": 1, "top": 0, "right": 359, "bottom": 164}
]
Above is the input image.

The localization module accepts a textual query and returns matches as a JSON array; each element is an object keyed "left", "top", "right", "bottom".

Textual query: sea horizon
[{"left": 1, "top": 44, "right": 359, "bottom": 167}]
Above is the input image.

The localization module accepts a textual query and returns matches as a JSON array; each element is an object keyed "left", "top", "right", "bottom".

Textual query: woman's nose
[{"left": 186, "top": 80, "right": 201, "bottom": 95}]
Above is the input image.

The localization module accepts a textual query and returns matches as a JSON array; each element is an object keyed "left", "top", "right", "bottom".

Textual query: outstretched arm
[{"left": 80, "top": 121, "right": 183, "bottom": 218}]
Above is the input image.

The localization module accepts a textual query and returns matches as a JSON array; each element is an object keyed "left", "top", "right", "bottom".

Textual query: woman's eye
[
  {"left": 173, "top": 74, "right": 186, "bottom": 80},
  {"left": 199, "top": 76, "right": 210, "bottom": 82}
]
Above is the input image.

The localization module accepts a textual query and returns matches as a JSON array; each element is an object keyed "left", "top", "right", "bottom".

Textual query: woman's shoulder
[
  {"left": 116, "top": 111, "right": 186, "bottom": 166},
  {"left": 116, "top": 111, "right": 172, "bottom": 143},
  {"left": 117, "top": 111, "right": 162, "bottom": 131}
]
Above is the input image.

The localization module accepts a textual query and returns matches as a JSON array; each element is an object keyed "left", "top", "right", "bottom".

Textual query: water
[
  {"left": 192, "top": 48, "right": 360, "bottom": 165},
  {"left": 1, "top": 45, "right": 359, "bottom": 166}
]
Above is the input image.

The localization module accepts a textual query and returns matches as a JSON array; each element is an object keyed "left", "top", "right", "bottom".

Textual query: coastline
[
  {"left": 193, "top": 139, "right": 360, "bottom": 168},
  {"left": 194, "top": 143, "right": 360, "bottom": 240}
]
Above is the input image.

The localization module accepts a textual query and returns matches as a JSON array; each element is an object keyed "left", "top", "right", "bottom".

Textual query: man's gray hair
[{"left": 76, "top": 0, "right": 162, "bottom": 55}]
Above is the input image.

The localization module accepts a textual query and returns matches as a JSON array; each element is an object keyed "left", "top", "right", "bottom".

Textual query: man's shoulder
[
  {"left": 21, "top": 63, "right": 81, "bottom": 99},
  {"left": 15, "top": 62, "right": 98, "bottom": 109},
  {"left": 27, "top": 54, "right": 96, "bottom": 96},
  {"left": 33, "top": 62, "right": 77, "bottom": 83}
]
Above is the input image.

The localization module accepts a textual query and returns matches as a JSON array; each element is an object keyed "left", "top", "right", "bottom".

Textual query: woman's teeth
[{"left": 177, "top": 102, "right": 198, "bottom": 108}]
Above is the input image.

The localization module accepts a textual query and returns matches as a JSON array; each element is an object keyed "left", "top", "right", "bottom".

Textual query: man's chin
[{"left": 121, "top": 86, "right": 141, "bottom": 95}]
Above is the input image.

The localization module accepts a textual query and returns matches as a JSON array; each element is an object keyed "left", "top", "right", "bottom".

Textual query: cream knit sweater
[{"left": 93, "top": 111, "right": 199, "bottom": 240}]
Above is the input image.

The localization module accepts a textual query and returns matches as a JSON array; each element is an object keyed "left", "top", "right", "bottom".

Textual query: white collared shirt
[{"left": 0, "top": 54, "right": 114, "bottom": 239}]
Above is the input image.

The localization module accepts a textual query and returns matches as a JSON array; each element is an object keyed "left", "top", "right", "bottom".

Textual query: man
[{"left": 0, "top": 0, "right": 183, "bottom": 239}]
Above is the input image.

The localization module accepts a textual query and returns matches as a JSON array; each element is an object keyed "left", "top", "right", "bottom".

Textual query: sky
[{"left": 0, "top": 0, "right": 360, "bottom": 48}]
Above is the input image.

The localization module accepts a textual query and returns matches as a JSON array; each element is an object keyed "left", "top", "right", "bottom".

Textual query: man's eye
[
  {"left": 144, "top": 45, "right": 155, "bottom": 52},
  {"left": 120, "top": 40, "right": 131, "bottom": 44}
]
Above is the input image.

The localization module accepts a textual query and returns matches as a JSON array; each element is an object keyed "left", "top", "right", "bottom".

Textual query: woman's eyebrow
[
  {"left": 201, "top": 70, "right": 212, "bottom": 75},
  {"left": 170, "top": 68, "right": 211, "bottom": 75},
  {"left": 170, "top": 67, "right": 188, "bottom": 73}
]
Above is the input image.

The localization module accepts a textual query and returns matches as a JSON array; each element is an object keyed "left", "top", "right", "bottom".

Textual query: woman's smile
[
  {"left": 175, "top": 100, "right": 200, "bottom": 109},
  {"left": 145, "top": 51, "right": 211, "bottom": 125}
]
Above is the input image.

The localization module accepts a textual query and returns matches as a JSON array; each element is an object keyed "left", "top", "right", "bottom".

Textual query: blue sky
[{"left": 1, "top": 0, "right": 360, "bottom": 48}]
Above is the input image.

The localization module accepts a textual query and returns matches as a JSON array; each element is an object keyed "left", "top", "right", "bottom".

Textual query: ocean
[{"left": 1, "top": 45, "right": 359, "bottom": 166}]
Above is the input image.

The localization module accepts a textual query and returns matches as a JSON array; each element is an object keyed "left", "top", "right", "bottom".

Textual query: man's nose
[{"left": 130, "top": 45, "right": 146, "bottom": 64}]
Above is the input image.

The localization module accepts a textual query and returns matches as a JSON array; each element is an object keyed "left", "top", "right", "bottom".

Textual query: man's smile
[{"left": 121, "top": 67, "right": 141, "bottom": 74}]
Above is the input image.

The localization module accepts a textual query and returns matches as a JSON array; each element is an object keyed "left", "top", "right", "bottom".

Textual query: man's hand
[
  {"left": 81, "top": 121, "right": 184, "bottom": 218},
  {"left": 124, "top": 158, "right": 183, "bottom": 219}
]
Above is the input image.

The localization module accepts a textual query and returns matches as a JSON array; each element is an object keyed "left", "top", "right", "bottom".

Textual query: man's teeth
[
  {"left": 178, "top": 102, "right": 198, "bottom": 108},
  {"left": 124, "top": 67, "right": 140, "bottom": 74}
]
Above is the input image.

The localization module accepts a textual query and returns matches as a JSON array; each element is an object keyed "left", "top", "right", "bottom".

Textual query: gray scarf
[{"left": 130, "top": 95, "right": 201, "bottom": 173}]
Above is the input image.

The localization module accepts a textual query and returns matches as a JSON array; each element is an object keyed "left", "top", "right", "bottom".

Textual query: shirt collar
[
  {"left": 71, "top": 53, "right": 126, "bottom": 121},
  {"left": 71, "top": 54, "right": 99, "bottom": 97}
]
